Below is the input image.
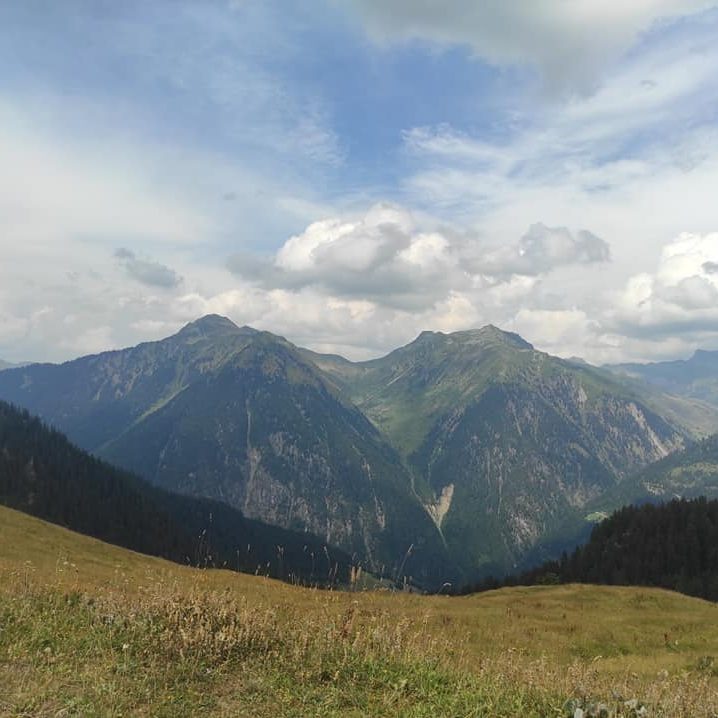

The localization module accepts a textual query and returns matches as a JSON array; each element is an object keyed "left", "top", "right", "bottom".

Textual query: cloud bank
[{"left": 2, "top": 1, "right": 718, "bottom": 366}]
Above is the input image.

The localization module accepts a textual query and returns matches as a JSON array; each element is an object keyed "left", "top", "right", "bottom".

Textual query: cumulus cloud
[
  {"left": 344, "top": 0, "right": 715, "bottom": 94},
  {"left": 228, "top": 204, "right": 610, "bottom": 311},
  {"left": 228, "top": 204, "right": 462, "bottom": 310},
  {"left": 114, "top": 248, "right": 183, "bottom": 289},
  {"left": 173, "top": 283, "right": 490, "bottom": 359},
  {"left": 5, "top": 221, "right": 717, "bottom": 368},
  {"left": 509, "top": 308, "right": 597, "bottom": 354},
  {"left": 612, "top": 232, "right": 718, "bottom": 336}
]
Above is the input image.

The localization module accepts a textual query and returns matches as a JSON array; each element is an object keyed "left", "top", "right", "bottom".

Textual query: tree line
[{"left": 459, "top": 498, "right": 718, "bottom": 601}]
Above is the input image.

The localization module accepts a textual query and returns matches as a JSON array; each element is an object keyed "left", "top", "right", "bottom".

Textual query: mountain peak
[
  {"left": 411, "top": 325, "right": 533, "bottom": 351},
  {"left": 449, "top": 324, "right": 534, "bottom": 351},
  {"left": 692, "top": 349, "right": 718, "bottom": 362},
  {"left": 178, "top": 314, "right": 244, "bottom": 338}
]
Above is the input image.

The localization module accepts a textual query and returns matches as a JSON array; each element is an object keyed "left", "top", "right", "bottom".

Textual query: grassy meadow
[{"left": 1, "top": 505, "right": 718, "bottom": 717}]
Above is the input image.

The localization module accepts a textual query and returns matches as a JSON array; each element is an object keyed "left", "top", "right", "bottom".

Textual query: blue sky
[{"left": 1, "top": 0, "right": 718, "bottom": 363}]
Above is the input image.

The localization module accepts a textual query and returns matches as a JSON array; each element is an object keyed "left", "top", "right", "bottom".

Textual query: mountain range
[
  {"left": 1, "top": 315, "right": 718, "bottom": 587},
  {"left": 607, "top": 349, "right": 718, "bottom": 409}
]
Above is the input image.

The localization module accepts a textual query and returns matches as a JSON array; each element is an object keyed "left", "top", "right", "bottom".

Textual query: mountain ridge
[
  {"left": 606, "top": 349, "right": 718, "bottom": 410},
  {"left": 303, "top": 324, "right": 718, "bottom": 574}
]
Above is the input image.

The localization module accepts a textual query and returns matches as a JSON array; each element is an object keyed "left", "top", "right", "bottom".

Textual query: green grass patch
[{"left": 2, "top": 506, "right": 718, "bottom": 716}]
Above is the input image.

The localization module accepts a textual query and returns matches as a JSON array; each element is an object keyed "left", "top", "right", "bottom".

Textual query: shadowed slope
[{"left": 0, "top": 401, "right": 353, "bottom": 584}]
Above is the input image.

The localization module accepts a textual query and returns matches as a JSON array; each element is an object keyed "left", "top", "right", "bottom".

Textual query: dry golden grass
[{"left": 1, "top": 505, "right": 718, "bottom": 717}]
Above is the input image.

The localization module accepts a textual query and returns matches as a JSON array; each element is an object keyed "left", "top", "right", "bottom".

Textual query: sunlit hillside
[{"left": 2, "top": 505, "right": 717, "bottom": 717}]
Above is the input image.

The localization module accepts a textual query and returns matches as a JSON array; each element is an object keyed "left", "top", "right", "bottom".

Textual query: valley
[{"left": 608, "top": 350, "right": 718, "bottom": 410}]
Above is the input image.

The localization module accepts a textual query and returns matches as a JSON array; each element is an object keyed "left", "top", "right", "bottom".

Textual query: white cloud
[
  {"left": 228, "top": 204, "right": 609, "bottom": 311},
  {"left": 3, "top": 2, "right": 718, "bottom": 368},
  {"left": 170, "top": 284, "right": 486, "bottom": 360},
  {"left": 344, "top": 0, "right": 715, "bottom": 94},
  {"left": 0, "top": 94, "right": 339, "bottom": 362},
  {"left": 612, "top": 232, "right": 718, "bottom": 334},
  {"left": 0, "top": 107, "right": 208, "bottom": 250},
  {"left": 397, "top": 9, "right": 718, "bottom": 332},
  {"left": 0, "top": 314, "right": 28, "bottom": 345},
  {"left": 509, "top": 308, "right": 596, "bottom": 357}
]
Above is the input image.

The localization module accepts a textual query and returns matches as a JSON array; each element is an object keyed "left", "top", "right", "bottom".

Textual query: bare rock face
[{"left": 603, "top": 433, "right": 718, "bottom": 508}]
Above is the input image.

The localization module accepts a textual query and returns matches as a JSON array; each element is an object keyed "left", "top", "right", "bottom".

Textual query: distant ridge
[
  {"left": 176, "top": 313, "right": 257, "bottom": 338},
  {"left": 410, "top": 324, "right": 532, "bottom": 348},
  {"left": 606, "top": 349, "right": 718, "bottom": 409}
]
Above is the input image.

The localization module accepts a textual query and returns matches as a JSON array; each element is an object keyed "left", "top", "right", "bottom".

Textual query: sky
[{"left": 1, "top": 0, "right": 718, "bottom": 364}]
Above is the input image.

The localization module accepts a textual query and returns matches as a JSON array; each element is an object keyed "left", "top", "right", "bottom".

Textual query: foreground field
[{"left": 1, "top": 506, "right": 717, "bottom": 717}]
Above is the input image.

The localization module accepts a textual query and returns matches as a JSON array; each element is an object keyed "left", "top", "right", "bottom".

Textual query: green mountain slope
[
  {"left": 308, "top": 327, "right": 718, "bottom": 575},
  {"left": 598, "top": 433, "right": 718, "bottom": 509},
  {"left": 0, "top": 316, "right": 260, "bottom": 451},
  {"left": 607, "top": 349, "right": 718, "bottom": 409},
  {"left": 0, "top": 317, "right": 452, "bottom": 587},
  {"left": 0, "top": 400, "right": 353, "bottom": 584}
]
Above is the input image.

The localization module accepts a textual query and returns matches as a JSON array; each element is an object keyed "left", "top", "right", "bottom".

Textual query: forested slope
[{"left": 0, "top": 401, "right": 352, "bottom": 584}]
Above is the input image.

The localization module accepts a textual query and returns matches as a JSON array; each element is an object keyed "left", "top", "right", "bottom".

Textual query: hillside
[
  {"left": 1, "top": 505, "right": 718, "bottom": 717},
  {"left": 523, "top": 434, "right": 718, "bottom": 571},
  {"left": 309, "top": 326, "right": 718, "bottom": 575},
  {"left": 608, "top": 349, "right": 718, "bottom": 409},
  {"left": 0, "top": 401, "right": 353, "bottom": 585},
  {"left": 597, "top": 433, "right": 718, "bottom": 509},
  {"left": 0, "top": 317, "right": 451, "bottom": 587}
]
